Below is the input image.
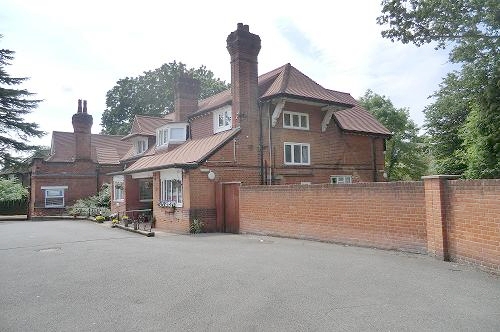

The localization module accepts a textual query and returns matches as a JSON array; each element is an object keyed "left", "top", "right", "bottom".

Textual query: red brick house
[
  {"left": 112, "top": 23, "right": 391, "bottom": 233},
  {"left": 30, "top": 100, "right": 131, "bottom": 217}
]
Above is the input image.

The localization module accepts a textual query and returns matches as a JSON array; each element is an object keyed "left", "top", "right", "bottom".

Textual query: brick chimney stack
[
  {"left": 226, "top": 23, "right": 261, "bottom": 131},
  {"left": 72, "top": 99, "right": 93, "bottom": 160},
  {"left": 174, "top": 74, "right": 200, "bottom": 122}
]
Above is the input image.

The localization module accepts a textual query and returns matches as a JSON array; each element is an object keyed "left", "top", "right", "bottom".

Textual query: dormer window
[
  {"left": 213, "top": 105, "right": 232, "bottom": 133},
  {"left": 135, "top": 139, "right": 148, "bottom": 155},
  {"left": 156, "top": 124, "right": 188, "bottom": 148}
]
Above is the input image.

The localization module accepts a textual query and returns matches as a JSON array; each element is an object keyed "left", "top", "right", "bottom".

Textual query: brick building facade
[
  {"left": 30, "top": 100, "right": 131, "bottom": 217},
  {"left": 113, "top": 23, "right": 391, "bottom": 233}
]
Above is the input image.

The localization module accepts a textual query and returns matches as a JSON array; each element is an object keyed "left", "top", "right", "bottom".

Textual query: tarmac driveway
[{"left": 1, "top": 219, "right": 499, "bottom": 331}]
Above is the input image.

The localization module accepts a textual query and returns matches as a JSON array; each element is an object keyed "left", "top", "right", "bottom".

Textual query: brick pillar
[
  {"left": 226, "top": 23, "right": 261, "bottom": 133},
  {"left": 174, "top": 75, "right": 200, "bottom": 122},
  {"left": 422, "top": 175, "right": 459, "bottom": 260},
  {"left": 72, "top": 99, "right": 93, "bottom": 160}
]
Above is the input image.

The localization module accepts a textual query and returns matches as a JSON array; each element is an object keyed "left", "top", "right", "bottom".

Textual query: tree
[
  {"left": 0, "top": 177, "right": 28, "bottom": 201},
  {"left": 101, "top": 61, "right": 229, "bottom": 135},
  {"left": 359, "top": 90, "right": 428, "bottom": 181},
  {"left": 0, "top": 35, "right": 45, "bottom": 169},
  {"left": 377, "top": 0, "right": 500, "bottom": 178}
]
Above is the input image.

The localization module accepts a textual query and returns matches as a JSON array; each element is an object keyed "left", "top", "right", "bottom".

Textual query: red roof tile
[
  {"left": 122, "top": 115, "right": 172, "bottom": 139},
  {"left": 123, "top": 128, "right": 240, "bottom": 173},
  {"left": 334, "top": 102, "right": 392, "bottom": 136},
  {"left": 46, "top": 132, "right": 132, "bottom": 164}
]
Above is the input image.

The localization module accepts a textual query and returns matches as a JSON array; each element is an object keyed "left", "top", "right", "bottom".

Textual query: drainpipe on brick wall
[
  {"left": 268, "top": 102, "right": 273, "bottom": 185},
  {"left": 372, "top": 137, "right": 377, "bottom": 182},
  {"left": 258, "top": 101, "right": 264, "bottom": 185}
]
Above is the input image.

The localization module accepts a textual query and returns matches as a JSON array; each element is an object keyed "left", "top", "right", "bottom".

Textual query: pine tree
[{"left": 0, "top": 35, "right": 44, "bottom": 169}]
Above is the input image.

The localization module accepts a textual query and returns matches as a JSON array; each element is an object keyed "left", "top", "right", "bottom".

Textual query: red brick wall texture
[{"left": 239, "top": 178, "right": 500, "bottom": 273}]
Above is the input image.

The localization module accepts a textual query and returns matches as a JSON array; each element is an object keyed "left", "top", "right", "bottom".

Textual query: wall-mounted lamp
[{"left": 207, "top": 171, "right": 216, "bottom": 180}]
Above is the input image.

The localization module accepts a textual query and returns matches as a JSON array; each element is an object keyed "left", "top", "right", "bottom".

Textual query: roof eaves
[
  {"left": 260, "top": 93, "right": 354, "bottom": 108},
  {"left": 121, "top": 162, "right": 199, "bottom": 175},
  {"left": 188, "top": 100, "right": 232, "bottom": 120}
]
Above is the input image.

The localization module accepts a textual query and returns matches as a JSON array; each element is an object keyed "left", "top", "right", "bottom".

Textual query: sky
[{"left": 1, "top": 0, "right": 454, "bottom": 149}]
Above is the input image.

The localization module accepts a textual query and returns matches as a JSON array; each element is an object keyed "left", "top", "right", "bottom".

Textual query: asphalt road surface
[{"left": 1, "top": 219, "right": 499, "bottom": 331}]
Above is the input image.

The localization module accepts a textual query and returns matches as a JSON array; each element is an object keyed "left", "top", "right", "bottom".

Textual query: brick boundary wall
[
  {"left": 445, "top": 179, "right": 500, "bottom": 272},
  {"left": 239, "top": 177, "right": 500, "bottom": 274},
  {"left": 240, "top": 181, "right": 427, "bottom": 253}
]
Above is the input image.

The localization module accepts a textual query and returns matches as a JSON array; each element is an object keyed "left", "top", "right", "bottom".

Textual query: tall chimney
[
  {"left": 226, "top": 23, "right": 261, "bottom": 131},
  {"left": 72, "top": 99, "right": 93, "bottom": 160},
  {"left": 174, "top": 74, "right": 200, "bottom": 122}
]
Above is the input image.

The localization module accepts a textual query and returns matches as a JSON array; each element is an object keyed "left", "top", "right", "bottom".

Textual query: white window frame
[
  {"left": 135, "top": 139, "right": 148, "bottom": 155},
  {"left": 159, "top": 169, "right": 183, "bottom": 207},
  {"left": 283, "top": 111, "right": 309, "bottom": 130},
  {"left": 330, "top": 175, "right": 352, "bottom": 184},
  {"left": 284, "top": 142, "right": 310, "bottom": 165},
  {"left": 41, "top": 186, "right": 67, "bottom": 208},
  {"left": 113, "top": 175, "right": 124, "bottom": 201},
  {"left": 156, "top": 124, "right": 187, "bottom": 147},
  {"left": 213, "top": 105, "right": 232, "bottom": 133}
]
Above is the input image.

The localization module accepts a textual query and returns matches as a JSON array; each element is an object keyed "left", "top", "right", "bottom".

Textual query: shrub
[
  {"left": 67, "top": 184, "right": 111, "bottom": 217},
  {"left": 95, "top": 215, "right": 105, "bottom": 223},
  {"left": 190, "top": 218, "right": 204, "bottom": 234}
]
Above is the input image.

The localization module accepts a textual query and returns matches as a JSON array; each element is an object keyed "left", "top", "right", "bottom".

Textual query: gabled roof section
[
  {"left": 122, "top": 115, "right": 172, "bottom": 140},
  {"left": 46, "top": 132, "right": 132, "bottom": 164},
  {"left": 192, "top": 63, "right": 355, "bottom": 117},
  {"left": 122, "top": 128, "right": 240, "bottom": 174},
  {"left": 260, "top": 64, "right": 354, "bottom": 106}
]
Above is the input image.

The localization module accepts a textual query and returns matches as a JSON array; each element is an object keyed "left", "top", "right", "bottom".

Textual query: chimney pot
[
  {"left": 83, "top": 100, "right": 87, "bottom": 114},
  {"left": 77, "top": 99, "right": 82, "bottom": 113}
]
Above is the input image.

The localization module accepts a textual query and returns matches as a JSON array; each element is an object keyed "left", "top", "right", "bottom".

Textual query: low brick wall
[
  {"left": 446, "top": 179, "right": 500, "bottom": 272},
  {"left": 240, "top": 182, "right": 427, "bottom": 253},
  {"left": 239, "top": 178, "right": 500, "bottom": 273}
]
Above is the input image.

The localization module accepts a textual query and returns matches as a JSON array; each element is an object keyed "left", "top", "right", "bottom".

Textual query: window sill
[{"left": 283, "top": 126, "right": 309, "bottom": 131}]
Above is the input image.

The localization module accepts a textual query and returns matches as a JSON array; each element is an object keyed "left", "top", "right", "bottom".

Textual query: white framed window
[
  {"left": 139, "top": 179, "right": 153, "bottom": 201},
  {"left": 136, "top": 139, "right": 148, "bottom": 155},
  {"left": 160, "top": 169, "right": 183, "bottom": 206},
  {"left": 113, "top": 175, "right": 124, "bottom": 201},
  {"left": 283, "top": 111, "right": 309, "bottom": 130},
  {"left": 213, "top": 105, "right": 232, "bottom": 133},
  {"left": 284, "top": 142, "right": 310, "bottom": 165},
  {"left": 331, "top": 175, "right": 352, "bottom": 184},
  {"left": 156, "top": 125, "right": 187, "bottom": 147},
  {"left": 42, "top": 186, "right": 67, "bottom": 208}
]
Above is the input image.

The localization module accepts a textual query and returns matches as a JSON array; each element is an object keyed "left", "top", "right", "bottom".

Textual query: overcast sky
[{"left": 1, "top": 0, "right": 454, "bottom": 148}]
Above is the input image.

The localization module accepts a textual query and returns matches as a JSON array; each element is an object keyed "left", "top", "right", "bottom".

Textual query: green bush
[
  {"left": 95, "top": 215, "right": 105, "bottom": 223},
  {"left": 67, "top": 184, "right": 111, "bottom": 217},
  {"left": 0, "top": 178, "right": 28, "bottom": 201},
  {"left": 190, "top": 218, "right": 204, "bottom": 234}
]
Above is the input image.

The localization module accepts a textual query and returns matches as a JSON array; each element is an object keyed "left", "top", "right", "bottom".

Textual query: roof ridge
[{"left": 278, "top": 63, "right": 292, "bottom": 93}]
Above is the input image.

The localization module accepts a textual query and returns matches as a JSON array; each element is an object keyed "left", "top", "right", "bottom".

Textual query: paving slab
[{"left": 0, "top": 219, "right": 499, "bottom": 331}]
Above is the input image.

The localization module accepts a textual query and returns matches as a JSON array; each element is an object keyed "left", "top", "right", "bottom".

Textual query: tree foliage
[
  {"left": 377, "top": 0, "right": 500, "bottom": 178},
  {"left": 0, "top": 177, "right": 28, "bottom": 201},
  {"left": 0, "top": 35, "right": 45, "bottom": 169},
  {"left": 359, "top": 90, "right": 428, "bottom": 181},
  {"left": 100, "top": 61, "right": 229, "bottom": 135}
]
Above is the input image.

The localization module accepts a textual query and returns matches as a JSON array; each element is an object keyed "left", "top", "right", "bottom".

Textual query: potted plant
[
  {"left": 95, "top": 215, "right": 105, "bottom": 223},
  {"left": 122, "top": 215, "right": 130, "bottom": 227}
]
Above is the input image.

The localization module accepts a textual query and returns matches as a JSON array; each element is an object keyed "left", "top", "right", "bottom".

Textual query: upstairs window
[
  {"left": 42, "top": 186, "right": 67, "bottom": 208},
  {"left": 213, "top": 106, "right": 232, "bottom": 133},
  {"left": 284, "top": 142, "right": 310, "bottom": 165},
  {"left": 283, "top": 111, "right": 309, "bottom": 130},
  {"left": 331, "top": 175, "right": 352, "bottom": 184},
  {"left": 136, "top": 139, "right": 148, "bottom": 155},
  {"left": 156, "top": 125, "right": 187, "bottom": 147}
]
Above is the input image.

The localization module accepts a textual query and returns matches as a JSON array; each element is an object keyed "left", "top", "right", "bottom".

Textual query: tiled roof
[
  {"left": 193, "top": 63, "right": 355, "bottom": 116},
  {"left": 123, "top": 128, "right": 240, "bottom": 174},
  {"left": 122, "top": 115, "right": 172, "bottom": 139},
  {"left": 333, "top": 102, "right": 392, "bottom": 136},
  {"left": 46, "top": 132, "right": 132, "bottom": 164}
]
